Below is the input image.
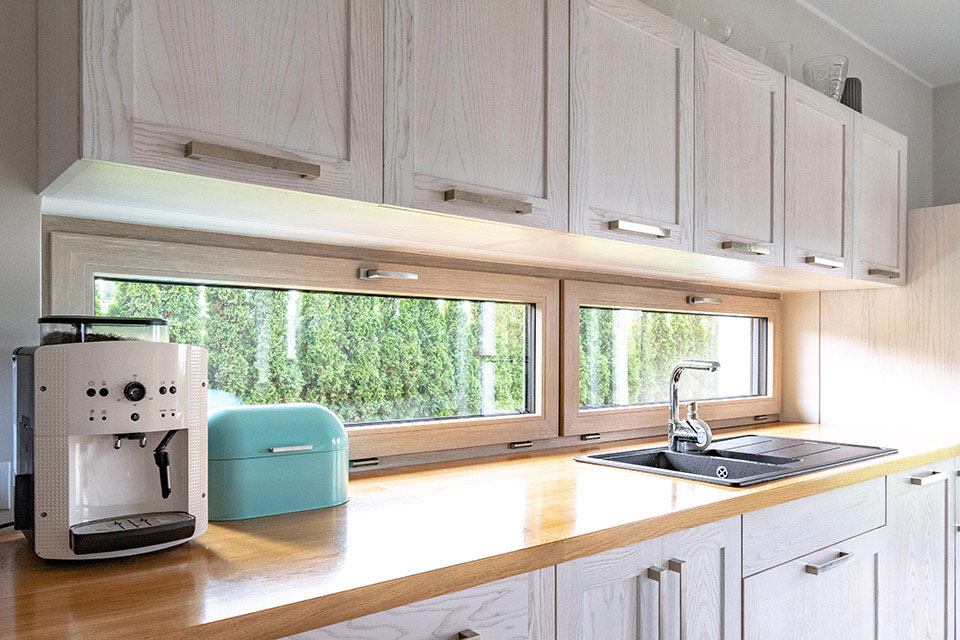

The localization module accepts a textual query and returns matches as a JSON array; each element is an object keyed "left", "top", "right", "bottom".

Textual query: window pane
[
  {"left": 579, "top": 307, "right": 764, "bottom": 409},
  {"left": 95, "top": 278, "right": 533, "bottom": 425}
]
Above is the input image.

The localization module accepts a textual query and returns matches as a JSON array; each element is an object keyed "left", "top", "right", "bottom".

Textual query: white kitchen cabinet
[
  {"left": 693, "top": 33, "right": 785, "bottom": 266},
  {"left": 568, "top": 0, "right": 693, "bottom": 251},
  {"left": 784, "top": 78, "right": 855, "bottom": 277},
  {"left": 39, "top": 0, "right": 383, "bottom": 202},
  {"left": 383, "top": 0, "right": 568, "bottom": 231},
  {"left": 291, "top": 568, "right": 555, "bottom": 639},
  {"left": 854, "top": 115, "right": 909, "bottom": 285},
  {"left": 556, "top": 517, "right": 740, "bottom": 640},
  {"left": 883, "top": 459, "right": 955, "bottom": 640},
  {"left": 743, "top": 528, "right": 882, "bottom": 640}
]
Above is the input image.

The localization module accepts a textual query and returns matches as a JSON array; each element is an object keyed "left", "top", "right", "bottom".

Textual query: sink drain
[{"left": 716, "top": 466, "right": 729, "bottom": 479}]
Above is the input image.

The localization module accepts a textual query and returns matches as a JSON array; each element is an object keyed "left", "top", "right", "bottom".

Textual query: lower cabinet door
[
  {"left": 557, "top": 517, "right": 740, "bottom": 640},
  {"left": 883, "top": 460, "right": 954, "bottom": 640},
  {"left": 743, "top": 528, "right": 881, "bottom": 640},
  {"left": 289, "top": 568, "right": 554, "bottom": 639}
]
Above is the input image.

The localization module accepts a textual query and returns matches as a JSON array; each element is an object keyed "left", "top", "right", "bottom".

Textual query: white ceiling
[{"left": 797, "top": 0, "right": 960, "bottom": 88}]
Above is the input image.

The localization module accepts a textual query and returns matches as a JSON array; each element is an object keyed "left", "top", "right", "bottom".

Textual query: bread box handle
[{"left": 268, "top": 445, "right": 314, "bottom": 453}]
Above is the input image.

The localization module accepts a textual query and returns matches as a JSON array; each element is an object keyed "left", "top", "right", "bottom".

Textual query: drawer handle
[
  {"left": 720, "top": 241, "right": 771, "bottom": 256},
  {"left": 804, "top": 255, "right": 844, "bottom": 269},
  {"left": 268, "top": 445, "right": 313, "bottom": 453},
  {"left": 646, "top": 566, "right": 669, "bottom": 640},
  {"left": 358, "top": 268, "right": 419, "bottom": 281},
  {"left": 668, "top": 558, "right": 687, "bottom": 640},
  {"left": 458, "top": 631, "right": 480, "bottom": 639},
  {"left": 349, "top": 457, "right": 380, "bottom": 468},
  {"left": 607, "top": 219, "right": 671, "bottom": 238},
  {"left": 909, "top": 470, "right": 948, "bottom": 486},
  {"left": 687, "top": 296, "right": 722, "bottom": 305},
  {"left": 867, "top": 268, "right": 900, "bottom": 279},
  {"left": 443, "top": 189, "right": 533, "bottom": 214},
  {"left": 184, "top": 141, "right": 321, "bottom": 179},
  {"left": 805, "top": 551, "right": 854, "bottom": 575}
]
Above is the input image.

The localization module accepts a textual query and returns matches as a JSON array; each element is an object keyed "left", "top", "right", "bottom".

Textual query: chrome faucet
[{"left": 667, "top": 360, "right": 720, "bottom": 453}]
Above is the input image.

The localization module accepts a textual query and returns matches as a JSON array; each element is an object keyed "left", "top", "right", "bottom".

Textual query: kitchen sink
[{"left": 575, "top": 434, "right": 897, "bottom": 486}]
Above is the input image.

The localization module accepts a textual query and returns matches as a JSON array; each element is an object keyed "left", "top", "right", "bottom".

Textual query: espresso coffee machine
[{"left": 13, "top": 316, "right": 208, "bottom": 560}]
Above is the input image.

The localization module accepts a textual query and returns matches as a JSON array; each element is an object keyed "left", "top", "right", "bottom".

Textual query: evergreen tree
[
  {"left": 203, "top": 287, "right": 256, "bottom": 402},
  {"left": 247, "top": 289, "right": 302, "bottom": 404}
]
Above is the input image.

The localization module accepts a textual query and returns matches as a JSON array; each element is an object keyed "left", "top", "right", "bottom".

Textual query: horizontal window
[
  {"left": 579, "top": 307, "right": 766, "bottom": 409},
  {"left": 95, "top": 278, "right": 534, "bottom": 425}
]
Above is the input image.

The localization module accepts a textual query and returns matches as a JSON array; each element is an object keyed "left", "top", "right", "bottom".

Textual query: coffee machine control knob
[{"left": 123, "top": 381, "right": 147, "bottom": 402}]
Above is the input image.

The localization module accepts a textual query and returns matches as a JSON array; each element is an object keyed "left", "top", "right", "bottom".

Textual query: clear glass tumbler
[
  {"left": 802, "top": 55, "right": 849, "bottom": 101},
  {"left": 700, "top": 10, "right": 734, "bottom": 44},
  {"left": 757, "top": 41, "right": 793, "bottom": 77}
]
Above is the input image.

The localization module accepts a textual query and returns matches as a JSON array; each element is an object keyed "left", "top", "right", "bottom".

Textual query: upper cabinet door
[
  {"left": 784, "top": 79, "right": 854, "bottom": 277},
  {"left": 569, "top": 0, "right": 693, "bottom": 250},
  {"left": 694, "top": 34, "right": 785, "bottom": 265},
  {"left": 855, "top": 115, "right": 908, "bottom": 285},
  {"left": 81, "top": 0, "right": 383, "bottom": 202},
  {"left": 384, "top": 0, "right": 569, "bottom": 231}
]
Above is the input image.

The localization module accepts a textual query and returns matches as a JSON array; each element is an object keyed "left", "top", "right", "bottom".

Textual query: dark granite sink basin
[{"left": 575, "top": 434, "right": 897, "bottom": 487}]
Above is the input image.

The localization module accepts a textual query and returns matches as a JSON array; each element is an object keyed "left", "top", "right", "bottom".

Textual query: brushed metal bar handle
[
  {"left": 909, "top": 470, "right": 948, "bottom": 486},
  {"left": 184, "top": 141, "right": 321, "bottom": 179},
  {"left": 443, "top": 188, "right": 533, "bottom": 214},
  {"left": 720, "top": 241, "right": 771, "bottom": 256},
  {"left": 509, "top": 441, "right": 533, "bottom": 449},
  {"left": 268, "top": 444, "right": 313, "bottom": 453},
  {"left": 607, "top": 219, "right": 671, "bottom": 239},
  {"left": 349, "top": 457, "right": 380, "bottom": 468},
  {"left": 867, "top": 268, "right": 900, "bottom": 279},
  {"left": 580, "top": 433, "right": 601, "bottom": 441},
  {"left": 805, "top": 551, "right": 854, "bottom": 575},
  {"left": 646, "top": 566, "right": 668, "bottom": 640},
  {"left": 804, "top": 255, "right": 844, "bottom": 269},
  {"left": 458, "top": 631, "right": 480, "bottom": 639},
  {"left": 668, "top": 558, "right": 687, "bottom": 640},
  {"left": 358, "top": 268, "right": 419, "bottom": 281},
  {"left": 687, "top": 296, "right": 722, "bottom": 305}
]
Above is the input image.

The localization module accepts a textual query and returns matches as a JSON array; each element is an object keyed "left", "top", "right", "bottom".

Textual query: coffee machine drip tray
[{"left": 69, "top": 511, "right": 196, "bottom": 555}]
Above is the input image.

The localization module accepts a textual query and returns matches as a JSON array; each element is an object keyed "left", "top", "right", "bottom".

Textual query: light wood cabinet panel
[
  {"left": 694, "top": 34, "right": 785, "bottom": 265},
  {"left": 742, "top": 477, "right": 885, "bottom": 576},
  {"left": 569, "top": 0, "right": 693, "bottom": 250},
  {"left": 744, "top": 528, "right": 881, "bottom": 640},
  {"left": 883, "top": 460, "right": 955, "bottom": 640},
  {"left": 46, "top": 0, "right": 384, "bottom": 202},
  {"left": 784, "top": 78, "right": 855, "bottom": 277},
  {"left": 384, "top": 0, "right": 568, "bottom": 231},
  {"left": 290, "top": 568, "right": 555, "bottom": 639},
  {"left": 855, "top": 115, "right": 908, "bottom": 285},
  {"left": 557, "top": 517, "right": 740, "bottom": 640}
]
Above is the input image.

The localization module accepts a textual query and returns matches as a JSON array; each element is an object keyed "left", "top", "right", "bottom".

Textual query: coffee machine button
[
  {"left": 123, "top": 381, "right": 147, "bottom": 402},
  {"left": 99, "top": 387, "right": 109, "bottom": 397},
  {"left": 159, "top": 386, "right": 167, "bottom": 395},
  {"left": 131, "top": 413, "right": 140, "bottom": 422},
  {"left": 169, "top": 386, "right": 177, "bottom": 395},
  {"left": 86, "top": 388, "right": 96, "bottom": 397}
]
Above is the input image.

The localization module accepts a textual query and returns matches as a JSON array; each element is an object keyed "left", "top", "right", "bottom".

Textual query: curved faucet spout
[{"left": 668, "top": 360, "right": 721, "bottom": 452}]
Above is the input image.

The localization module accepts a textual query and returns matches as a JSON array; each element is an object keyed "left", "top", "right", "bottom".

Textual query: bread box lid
[{"left": 208, "top": 403, "right": 348, "bottom": 460}]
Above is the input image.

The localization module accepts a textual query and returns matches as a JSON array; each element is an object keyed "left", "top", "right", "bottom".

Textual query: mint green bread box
[{"left": 207, "top": 403, "right": 348, "bottom": 520}]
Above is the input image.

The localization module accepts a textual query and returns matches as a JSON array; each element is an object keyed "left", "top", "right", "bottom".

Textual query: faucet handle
[{"left": 686, "top": 401, "right": 699, "bottom": 419}]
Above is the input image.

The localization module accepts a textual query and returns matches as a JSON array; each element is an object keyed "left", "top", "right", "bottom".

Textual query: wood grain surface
[{"left": 2, "top": 422, "right": 960, "bottom": 639}]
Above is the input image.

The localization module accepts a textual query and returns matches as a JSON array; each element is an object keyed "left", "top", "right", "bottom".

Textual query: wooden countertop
[{"left": 3, "top": 422, "right": 959, "bottom": 640}]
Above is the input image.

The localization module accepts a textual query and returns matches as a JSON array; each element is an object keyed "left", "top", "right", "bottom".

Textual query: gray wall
[
  {"left": 933, "top": 81, "right": 960, "bottom": 207},
  {"left": 675, "top": 0, "right": 933, "bottom": 210},
  {"left": 0, "top": 1, "right": 41, "bottom": 526}
]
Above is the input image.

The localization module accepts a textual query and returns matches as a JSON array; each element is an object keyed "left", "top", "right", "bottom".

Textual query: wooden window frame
[
  {"left": 562, "top": 280, "right": 780, "bottom": 436},
  {"left": 47, "top": 232, "right": 560, "bottom": 459}
]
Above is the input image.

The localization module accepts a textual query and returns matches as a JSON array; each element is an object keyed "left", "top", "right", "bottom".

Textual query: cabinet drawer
[
  {"left": 289, "top": 568, "right": 554, "bottom": 639},
  {"left": 742, "top": 478, "right": 885, "bottom": 575},
  {"left": 743, "top": 528, "right": 881, "bottom": 640}
]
